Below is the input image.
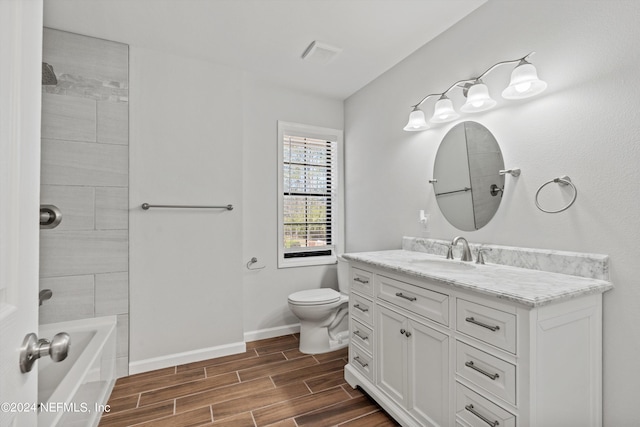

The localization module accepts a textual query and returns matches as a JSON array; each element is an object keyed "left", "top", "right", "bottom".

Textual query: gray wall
[
  {"left": 40, "top": 28, "right": 129, "bottom": 377},
  {"left": 344, "top": 1, "right": 640, "bottom": 424}
]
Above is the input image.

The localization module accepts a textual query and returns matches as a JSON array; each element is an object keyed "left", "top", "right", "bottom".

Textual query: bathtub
[{"left": 38, "top": 316, "right": 117, "bottom": 427}]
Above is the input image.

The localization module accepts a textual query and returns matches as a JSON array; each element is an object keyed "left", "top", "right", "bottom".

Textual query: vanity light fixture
[
  {"left": 403, "top": 106, "right": 430, "bottom": 131},
  {"left": 403, "top": 52, "right": 546, "bottom": 131}
]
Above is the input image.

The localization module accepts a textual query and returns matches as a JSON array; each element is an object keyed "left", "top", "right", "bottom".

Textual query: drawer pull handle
[
  {"left": 354, "top": 304, "right": 369, "bottom": 313},
  {"left": 465, "top": 361, "right": 500, "bottom": 380},
  {"left": 353, "top": 356, "right": 369, "bottom": 368},
  {"left": 354, "top": 277, "right": 369, "bottom": 284},
  {"left": 395, "top": 292, "right": 417, "bottom": 302},
  {"left": 465, "top": 317, "right": 500, "bottom": 331},
  {"left": 353, "top": 330, "right": 369, "bottom": 340},
  {"left": 465, "top": 404, "right": 500, "bottom": 427}
]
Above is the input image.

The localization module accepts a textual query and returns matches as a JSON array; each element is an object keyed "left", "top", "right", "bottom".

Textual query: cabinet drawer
[
  {"left": 351, "top": 267, "right": 373, "bottom": 296},
  {"left": 456, "top": 299, "right": 516, "bottom": 354},
  {"left": 350, "top": 319, "right": 374, "bottom": 354},
  {"left": 456, "top": 383, "right": 516, "bottom": 427},
  {"left": 377, "top": 275, "right": 449, "bottom": 326},
  {"left": 350, "top": 293, "right": 374, "bottom": 326},
  {"left": 456, "top": 341, "right": 516, "bottom": 405},
  {"left": 350, "top": 345, "right": 373, "bottom": 382}
]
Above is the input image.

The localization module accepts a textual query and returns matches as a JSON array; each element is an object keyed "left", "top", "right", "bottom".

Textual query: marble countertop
[{"left": 343, "top": 250, "right": 613, "bottom": 307}]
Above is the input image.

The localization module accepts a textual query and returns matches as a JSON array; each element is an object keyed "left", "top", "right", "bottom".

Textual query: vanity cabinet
[
  {"left": 345, "top": 260, "right": 606, "bottom": 427},
  {"left": 377, "top": 304, "right": 449, "bottom": 426}
]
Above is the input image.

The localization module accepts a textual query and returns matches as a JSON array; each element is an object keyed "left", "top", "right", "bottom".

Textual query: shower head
[{"left": 42, "top": 62, "right": 58, "bottom": 86}]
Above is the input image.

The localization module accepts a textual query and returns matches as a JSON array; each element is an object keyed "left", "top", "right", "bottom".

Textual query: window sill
[{"left": 278, "top": 254, "right": 337, "bottom": 269}]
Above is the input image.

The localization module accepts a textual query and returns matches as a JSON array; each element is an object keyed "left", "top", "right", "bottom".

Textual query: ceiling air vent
[{"left": 301, "top": 41, "right": 342, "bottom": 65}]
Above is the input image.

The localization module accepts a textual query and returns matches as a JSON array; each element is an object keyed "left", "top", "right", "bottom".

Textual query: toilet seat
[{"left": 288, "top": 288, "right": 341, "bottom": 306}]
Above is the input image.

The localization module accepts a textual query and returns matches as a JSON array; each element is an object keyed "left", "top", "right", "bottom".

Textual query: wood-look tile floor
[{"left": 99, "top": 334, "right": 399, "bottom": 426}]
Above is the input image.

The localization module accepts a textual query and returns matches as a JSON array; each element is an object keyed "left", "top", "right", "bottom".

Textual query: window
[{"left": 277, "top": 121, "right": 343, "bottom": 268}]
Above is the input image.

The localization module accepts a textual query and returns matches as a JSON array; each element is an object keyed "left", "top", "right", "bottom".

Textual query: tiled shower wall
[{"left": 40, "top": 28, "right": 129, "bottom": 377}]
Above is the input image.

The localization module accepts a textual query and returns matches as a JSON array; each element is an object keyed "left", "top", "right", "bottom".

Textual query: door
[
  {"left": 408, "top": 320, "right": 450, "bottom": 426},
  {"left": 376, "top": 304, "right": 407, "bottom": 405},
  {"left": 0, "top": 0, "right": 43, "bottom": 425}
]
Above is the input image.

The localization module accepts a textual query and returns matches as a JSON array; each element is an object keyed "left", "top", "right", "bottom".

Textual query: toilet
[{"left": 288, "top": 255, "right": 350, "bottom": 354}]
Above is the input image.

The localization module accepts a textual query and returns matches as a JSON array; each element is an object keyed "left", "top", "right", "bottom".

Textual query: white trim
[
  {"left": 277, "top": 120, "right": 344, "bottom": 269},
  {"left": 129, "top": 341, "right": 246, "bottom": 374},
  {"left": 243, "top": 323, "right": 301, "bottom": 342}
]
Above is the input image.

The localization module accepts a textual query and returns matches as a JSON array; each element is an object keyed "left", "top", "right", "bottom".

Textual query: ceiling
[{"left": 44, "top": 0, "right": 486, "bottom": 100}]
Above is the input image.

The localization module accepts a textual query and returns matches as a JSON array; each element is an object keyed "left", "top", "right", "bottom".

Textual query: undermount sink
[{"left": 408, "top": 258, "right": 476, "bottom": 271}]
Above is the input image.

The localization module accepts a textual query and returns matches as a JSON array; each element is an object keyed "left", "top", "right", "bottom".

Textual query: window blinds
[{"left": 283, "top": 134, "right": 336, "bottom": 257}]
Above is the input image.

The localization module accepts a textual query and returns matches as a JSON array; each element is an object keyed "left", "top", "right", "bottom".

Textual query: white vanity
[{"left": 344, "top": 238, "right": 612, "bottom": 427}]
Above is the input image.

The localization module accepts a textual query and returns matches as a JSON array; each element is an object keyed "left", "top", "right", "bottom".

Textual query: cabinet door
[
  {"left": 408, "top": 320, "right": 450, "bottom": 427},
  {"left": 376, "top": 304, "right": 408, "bottom": 405}
]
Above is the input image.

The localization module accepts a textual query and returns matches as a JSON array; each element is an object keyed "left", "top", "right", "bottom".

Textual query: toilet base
[{"left": 299, "top": 322, "right": 349, "bottom": 354}]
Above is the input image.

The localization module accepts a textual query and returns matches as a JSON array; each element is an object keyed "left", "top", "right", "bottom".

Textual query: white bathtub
[{"left": 38, "top": 316, "right": 117, "bottom": 427}]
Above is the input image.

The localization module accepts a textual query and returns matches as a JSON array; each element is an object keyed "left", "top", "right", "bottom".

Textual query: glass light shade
[
  {"left": 403, "top": 108, "right": 429, "bottom": 131},
  {"left": 502, "top": 62, "right": 547, "bottom": 99},
  {"left": 430, "top": 97, "right": 460, "bottom": 123},
  {"left": 460, "top": 82, "right": 496, "bottom": 113}
]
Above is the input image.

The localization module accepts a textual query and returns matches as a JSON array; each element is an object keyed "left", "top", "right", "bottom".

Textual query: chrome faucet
[{"left": 451, "top": 236, "right": 473, "bottom": 262}]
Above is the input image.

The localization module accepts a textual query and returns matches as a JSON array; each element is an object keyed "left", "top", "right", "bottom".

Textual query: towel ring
[{"left": 535, "top": 175, "right": 577, "bottom": 213}]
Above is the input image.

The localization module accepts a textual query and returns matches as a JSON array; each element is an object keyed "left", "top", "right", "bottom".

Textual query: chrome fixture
[
  {"left": 490, "top": 184, "right": 504, "bottom": 197},
  {"left": 451, "top": 236, "right": 473, "bottom": 262},
  {"left": 476, "top": 247, "right": 492, "bottom": 265},
  {"left": 20, "top": 332, "right": 70, "bottom": 373},
  {"left": 39, "top": 289, "right": 53, "bottom": 306},
  {"left": 403, "top": 52, "right": 547, "bottom": 131},
  {"left": 435, "top": 242, "right": 454, "bottom": 259},
  {"left": 40, "top": 204, "right": 62, "bottom": 229},
  {"left": 535, "top": 175, "right": 577, "bottom": 213},
  {"left": 42, "top": 62, "right": 58, "bottom": 86},
  {"left": 141, "top": 203, "right": 233, "bottom": 211},
  {"left": 246, "top": 257, "right": 265, "bottom": 270},
  {"left": 499, "top": 168, "right": 521, "bottom": 177}
]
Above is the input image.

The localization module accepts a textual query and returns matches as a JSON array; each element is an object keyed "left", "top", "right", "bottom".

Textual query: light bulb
[
  {"left": 430, "top": 97, "right": 459, "bottom": 124},
  {"left": 460, "top": 82, "right": 496, "bottom": 113},
  {"left": 515, "top": 82, "right": 532, "bottom": 93},
  {"left": 502, "top": 61, "right": 547, "bottom": 99},
  {"left": 403, "top": 108, "right": 429, "bottom": 131}
]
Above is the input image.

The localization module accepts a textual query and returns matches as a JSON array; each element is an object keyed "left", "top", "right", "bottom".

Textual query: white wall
[
  {"left": 344, "top": 1, "right": 640, "bottom": 424},
  {"left": 129, "top": 46, "right": 245, "bottom": 369},
  {"left": 242, "top": 76, "right": 343, "bottom": 338},
  {"left": 128, "top": 47, "right": 343, "bottom": 367}
]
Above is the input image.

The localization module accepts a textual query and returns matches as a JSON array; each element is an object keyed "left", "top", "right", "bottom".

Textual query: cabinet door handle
[
  {"left": 464, "top": 404, "right": 500, "bottom": 427},
  {"left": 353, "top": 277, "right": 369, "bottom": 284},
  {"left": 465, "top": 317, "right": 500, "bottom": 331},
  {"left": 465, "top": 361, "right": 500, "bottom": 380},
  {"left": 353, "top": 356, "right": 368, "bottom": 368},
  {"left": 354, "top": 304, "right": 369, "bottom": 313},
  {"left": 395, "top": 292, "right": 417, "bottom": 302},
  {"left": 353, "top": 330, "right": 369, "bottom": 340},
  {"left": 399, "top": 329, "right": 412, "bottom": 337}
]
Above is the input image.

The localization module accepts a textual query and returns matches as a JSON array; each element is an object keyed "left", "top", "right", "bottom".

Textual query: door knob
[{"left": 19, "top": 332, "right": 70, "bottom": 373}]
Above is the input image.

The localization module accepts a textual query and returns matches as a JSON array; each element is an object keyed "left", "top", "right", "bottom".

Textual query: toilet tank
[{"left": 337, "top": 255, "right": 349, "bottom": 294}]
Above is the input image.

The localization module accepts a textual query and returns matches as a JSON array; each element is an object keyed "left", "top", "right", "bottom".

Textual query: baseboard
[
  {"left": 129, "top": 341, "right": 246, "bottom": 375},
  {"left": 244, "top": 323, "right": 300, "bottom": 342}
]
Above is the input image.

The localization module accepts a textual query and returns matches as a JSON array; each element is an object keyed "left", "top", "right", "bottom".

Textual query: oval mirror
[{"left": 432, "top": 121, "right": 505, "bottom": 231}]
